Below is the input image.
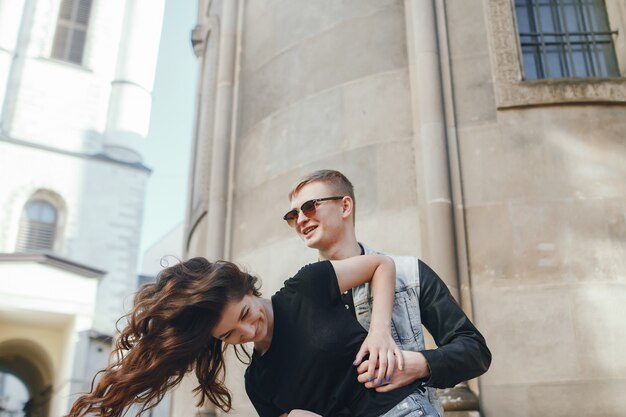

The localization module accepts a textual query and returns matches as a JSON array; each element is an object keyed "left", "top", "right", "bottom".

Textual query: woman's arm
[{"left": 330, "top": 255, "right": 403, "bottom": 384}]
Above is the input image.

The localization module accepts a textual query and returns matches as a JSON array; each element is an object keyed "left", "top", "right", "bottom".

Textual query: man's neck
[{"left": 318, "top": 240, "right": 361, "bottom": 261}]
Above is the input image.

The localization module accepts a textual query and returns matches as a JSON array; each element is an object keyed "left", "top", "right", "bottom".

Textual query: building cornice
[
  {"left": 89, "top": 329, "right": 113, "bottom": 344},
  {"left": 0, "top": 134, "right": 152, "bottom": 173},
  {"left": 0, "top": 252, "right": 107, "bottom": 279}
]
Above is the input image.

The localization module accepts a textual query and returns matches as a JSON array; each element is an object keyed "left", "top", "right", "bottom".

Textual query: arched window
[{"left": 16, "top": 200, "right": 58, "bottom": 252}]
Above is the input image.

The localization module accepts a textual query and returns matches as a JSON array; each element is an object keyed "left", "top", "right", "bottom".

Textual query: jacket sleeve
[{"left": 417, "top": 260, "right": 492, "bottom": 388}]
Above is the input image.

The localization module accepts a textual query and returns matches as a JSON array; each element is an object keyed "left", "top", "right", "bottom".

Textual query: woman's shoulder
[
  {"left": 279, "top": 260, "right": 336, "bottom": 300},
  {"left": 293, "top": 260, "right": 332, "bottom": 279}
]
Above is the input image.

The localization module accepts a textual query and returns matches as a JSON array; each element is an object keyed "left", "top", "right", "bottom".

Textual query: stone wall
[{"left": 184, "top": 1, "right": 626, "bottom": 415}]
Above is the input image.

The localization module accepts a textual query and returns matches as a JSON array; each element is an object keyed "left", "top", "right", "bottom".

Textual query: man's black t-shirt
[{"left": 244, "top": 261, "right": 418, "bottom": 417}]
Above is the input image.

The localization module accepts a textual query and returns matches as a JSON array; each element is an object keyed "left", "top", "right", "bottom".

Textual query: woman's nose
[{"left": 239, "top": 323, "right": 255, "bottom": 341}]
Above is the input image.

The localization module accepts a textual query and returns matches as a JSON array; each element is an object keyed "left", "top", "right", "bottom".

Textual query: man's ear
[{"left": 341, "top": 196, "right": 354, "bottom": 219}]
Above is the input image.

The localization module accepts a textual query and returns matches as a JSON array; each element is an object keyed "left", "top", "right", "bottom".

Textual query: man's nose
[{"left": 296, "top": 209, "right": 310, "bottom": 226}]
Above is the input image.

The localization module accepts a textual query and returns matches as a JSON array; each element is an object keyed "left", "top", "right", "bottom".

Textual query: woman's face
[{"left": 211, "top": 294, "right": 270, "bottom": 345}]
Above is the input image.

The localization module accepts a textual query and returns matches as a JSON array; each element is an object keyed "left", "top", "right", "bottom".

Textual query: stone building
[
  {"left": 0, "top": 0, "right": 163, "bottom": 416},
  {"left": 179, "top": 1, "right": 626, "bottom": 416}
]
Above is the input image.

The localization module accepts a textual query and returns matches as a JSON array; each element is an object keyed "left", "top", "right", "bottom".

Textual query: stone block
[
  {"left": 450, "top": 54, "right": 498, "bottom": 127},
  {"left": 236, "top": 85, "right": 345, "bottom": 193},
  {"left": 472, "top": 286, "right": 581, "bottom": 386},
  {"left": 459, "top": 108, "right": 626, "bottom": 205},
  {"left": 479, "top": 384, "right": 529, "bottom": 417},
  {"left": 445, "top": 0, "right": 490, "bottom": 60},
  {"left": 342, "top": 69, "right": 412, "bottom": 150},
  {"left": 358, "top": 206, "right": 421, "bottom": 257},
  {"left": 239, "top": 4, "right": 408, "bottom": 134},
  {"left": 243, "top": 0, "right": 400, "bottom": 74},
  {"left": 467, "top": 196, "right": 626, "bottom": 290},
  {"left": 444, "top": 412, "right": 481, "bottom": 417},
  {"left": 464, "top": 202, "right": 515, "bottom": 282},
  {"left": 572, "top": 284, "right": 626, "bottom": 378},
  {"left": 528, "top": 380, "right": 626, "bottom": 417}
]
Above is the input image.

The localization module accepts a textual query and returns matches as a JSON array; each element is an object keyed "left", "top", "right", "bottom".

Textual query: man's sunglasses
[{"left": 283, "top": 196, "right": 345, "bottom": 227}]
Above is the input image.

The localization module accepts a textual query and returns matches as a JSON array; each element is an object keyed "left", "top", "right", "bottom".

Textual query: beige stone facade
[{"left": 180, "top": 1, "right": 626, "bottom": 416}]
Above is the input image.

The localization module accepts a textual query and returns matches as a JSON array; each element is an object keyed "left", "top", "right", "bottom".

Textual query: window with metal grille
[
  {"left": 16, "top": 200, "right": 58, "bottom": 252},
  {"left": 51, "top": 0, "right": 93, "bottom": 65},
  {"left": 515, "top": 0, "right": 619, "bottom": 79}
]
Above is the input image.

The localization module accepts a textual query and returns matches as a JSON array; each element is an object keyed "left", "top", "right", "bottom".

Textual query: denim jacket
[
  {"left": 353, "top": 245, "right": 492, "bottom": 414},
  {"left": 353, "top": 245, "right": 441, "bottom": 412}
]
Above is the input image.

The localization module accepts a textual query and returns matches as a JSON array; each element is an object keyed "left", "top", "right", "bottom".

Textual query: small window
[
  {"left": 515, "top": 0, "right": 619, "bottom": 79},
  {"left": 16, "top": 200, "right": 58, "bottom": 252},
  {"left": 51, "top": 0, "right": 93, "bottom": 64}
]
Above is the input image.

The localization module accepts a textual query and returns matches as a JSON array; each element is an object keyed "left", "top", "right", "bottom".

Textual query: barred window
[
  {"left": 51, "top": 0, "right": 93, "bottom": 64},
  {"left": 16, "top": 200, "right": 58, "bottom": 252},
  {"left": 515, "top": 0, "right": 619, "bottom": 79}
]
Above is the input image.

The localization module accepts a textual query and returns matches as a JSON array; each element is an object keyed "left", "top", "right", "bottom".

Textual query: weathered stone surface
[{"left": 184, "top": 1, "right": 626, "bottom": 416}]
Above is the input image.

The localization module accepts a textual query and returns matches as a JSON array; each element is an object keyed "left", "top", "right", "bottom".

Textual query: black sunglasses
[{"left": 283, "top": 196, "right": 345, "bottom": 227}]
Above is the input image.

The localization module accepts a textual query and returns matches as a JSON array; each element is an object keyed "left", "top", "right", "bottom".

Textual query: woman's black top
[{"left": 244, "top": 261, "right": 418, "bottom": 417}]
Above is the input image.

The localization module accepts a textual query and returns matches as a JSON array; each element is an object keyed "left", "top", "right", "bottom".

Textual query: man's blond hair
[
  {"left": 288, "top": 170, "right": 355, "bottom": 201},
  {"left": 288, "top": 170, "right": 356, "bottom": 223}
]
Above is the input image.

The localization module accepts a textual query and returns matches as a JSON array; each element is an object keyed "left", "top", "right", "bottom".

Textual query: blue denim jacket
[{"left": 352, "top": 245, "right": 442, "bottom": 414}]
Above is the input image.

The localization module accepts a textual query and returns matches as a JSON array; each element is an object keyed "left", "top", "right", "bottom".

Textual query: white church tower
[{"left": 0, "top": 1, "right": 164, "bottom": 416}]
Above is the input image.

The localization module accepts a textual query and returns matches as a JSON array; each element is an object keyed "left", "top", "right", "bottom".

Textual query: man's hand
[{"left": 356, "top": 350, "right": 430, "bottom": 392}]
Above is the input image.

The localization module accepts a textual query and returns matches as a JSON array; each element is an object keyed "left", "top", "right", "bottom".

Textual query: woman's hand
[
  {"left": 356, "top": 350, "right": 429, "bottom": 392},
  {"left": 353, "top": 328, "right": 404, "bottom": 385}
]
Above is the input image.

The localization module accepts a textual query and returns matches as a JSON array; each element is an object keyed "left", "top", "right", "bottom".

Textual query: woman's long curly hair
[{"left": 66, "top": 257, "right": 261, "bottom": 417}]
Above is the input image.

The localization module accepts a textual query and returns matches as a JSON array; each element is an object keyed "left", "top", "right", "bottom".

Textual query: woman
[{"left": 67, "top": 256, "right": 438, "bottom": 417}]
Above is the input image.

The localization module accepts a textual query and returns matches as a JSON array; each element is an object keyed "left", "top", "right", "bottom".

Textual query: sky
[{"left": 139, "top": 0, "right": 198, "bottom": 265}]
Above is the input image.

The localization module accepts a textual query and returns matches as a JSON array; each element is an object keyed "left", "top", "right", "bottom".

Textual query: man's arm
[
  {"left": 417, "top": 260, "right": 491, "bottom": 388},
  {"left": 357, "top": 259, "right": 491, "bottom": 391}
]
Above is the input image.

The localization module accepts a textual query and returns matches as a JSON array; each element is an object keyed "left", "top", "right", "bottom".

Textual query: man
[{"left": 283, "top": 170, "right": 491, "bottom": 413}]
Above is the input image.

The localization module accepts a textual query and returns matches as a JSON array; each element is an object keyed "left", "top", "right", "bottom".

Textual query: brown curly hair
[{"left": 66, "top": 257, "right": 261, "bottom": 417}]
